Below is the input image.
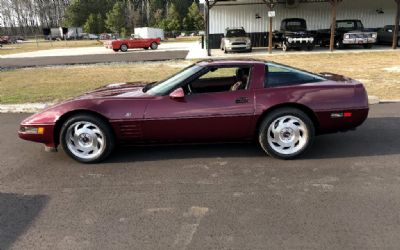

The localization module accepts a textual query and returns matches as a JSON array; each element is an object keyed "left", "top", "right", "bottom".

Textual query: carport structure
[{"left": 204, "top": 0, "right": 400, "bottom": 56}]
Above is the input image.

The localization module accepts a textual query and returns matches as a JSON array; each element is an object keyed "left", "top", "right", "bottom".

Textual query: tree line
[{"left": 0, "top": 0, "right": 204, "bottom": 36}]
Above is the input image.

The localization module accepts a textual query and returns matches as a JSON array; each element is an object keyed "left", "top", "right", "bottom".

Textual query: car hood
[
  {"left": 78, "top": 82, "right": 153, "bottom": 99},
  {"left": 284, "top": 31, "right": 313, "bottom": 37}
]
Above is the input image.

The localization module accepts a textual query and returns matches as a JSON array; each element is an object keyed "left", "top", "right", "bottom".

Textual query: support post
[
  {"left": 205, "top": 0, "right": 211, "bottom": 56},
  {"left": 393, "top": 0, "right": 400, "bottom": 49},
  {"left": 329, "top": 0, "right": 337, "bottom": 52},
  {"left": 268, "top": 15, "right": 273, "bottom": 54},
  {"left": 262, "top": 0, "right": 274, "bottom": 54}
]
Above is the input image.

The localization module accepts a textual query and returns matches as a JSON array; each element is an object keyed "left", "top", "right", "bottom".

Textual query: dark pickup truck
[
  {"left": 273, "top": 18, "right": 315, "bottom": 52},
  {"left": 377, "top": 25, "right": 400, "bottom": 47},
  {"left": 315, "top": 19, "right": 377, "bottom": 49}
]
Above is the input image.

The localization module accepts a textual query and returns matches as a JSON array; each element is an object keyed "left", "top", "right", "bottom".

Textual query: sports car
[{"left": 18, "top": 59, "right": 369, "bottom": 163}]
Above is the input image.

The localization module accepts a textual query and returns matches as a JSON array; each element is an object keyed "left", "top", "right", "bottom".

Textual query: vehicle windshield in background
[
  {"left": 285, "top": 21, "right": 306, "bottom": 31},
  {"left": 226, "top": 29, "right": 246, "bottom": 37},
  {"left": 336, "top": 21, "right": 363, "bottom": 30}
]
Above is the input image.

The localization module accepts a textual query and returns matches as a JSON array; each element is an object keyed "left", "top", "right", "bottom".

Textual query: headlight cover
[{"left": 20, "top": 126, "right": 44, "bottom": 134}]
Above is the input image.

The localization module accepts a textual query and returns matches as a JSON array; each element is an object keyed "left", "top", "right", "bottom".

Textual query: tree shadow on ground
[{"left": 0, "top": 193, "right": 48, "bottom": 250}]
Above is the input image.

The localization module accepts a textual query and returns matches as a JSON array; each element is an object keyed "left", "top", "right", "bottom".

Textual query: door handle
[{"left": 235, "top": 97, "right": 249, "bottom": 104}]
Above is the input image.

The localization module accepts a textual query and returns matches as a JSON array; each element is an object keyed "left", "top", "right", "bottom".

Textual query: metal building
[{"left": 204, "top": 0, "right": 400, "bottom": 53}]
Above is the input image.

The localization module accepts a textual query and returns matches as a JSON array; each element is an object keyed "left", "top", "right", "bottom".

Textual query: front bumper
[
  {"left": 343, "top": 37, "right": 376, "bottom": 45},
  {"left": 18, "top": 124, "right": 56, "bottom": 148},
  {"left": 286, "top": 37, "right": 314, "bottom": 47},
  {"left": 225, "top": 44, "right": 252, "bottom": 52}
]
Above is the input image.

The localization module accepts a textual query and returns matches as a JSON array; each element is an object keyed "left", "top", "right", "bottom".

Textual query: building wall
[{"left": 209, "top": 0, "right": 397, "bottom": 48}]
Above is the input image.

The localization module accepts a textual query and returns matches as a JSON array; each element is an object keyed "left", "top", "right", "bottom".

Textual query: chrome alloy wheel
[
  {"left": 65, "top": 121, "right": 106, "bottom": 160},
  {"left": 267, "top": 115, "right": 308, "bottom": 155}
]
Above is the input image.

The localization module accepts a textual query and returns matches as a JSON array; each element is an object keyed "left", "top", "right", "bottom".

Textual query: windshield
[
  {"left": 146, "top": 64, "right": 203, "bottom": 96},
  {"left": 284, "top": 21, "right": 306, "bottom": 31},
  {"left": 226, "top": 29, "right": 246, "bottom": 37},
  {"left": 336, "top": 21, "right": 363, "bottom": 30}
]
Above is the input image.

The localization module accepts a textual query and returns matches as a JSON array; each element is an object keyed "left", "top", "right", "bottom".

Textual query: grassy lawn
[
  {"left": 0, "top": 40, "right": 104, "bottom": 56},
  {"left": 0, "top": 51, "right": 399, "bottom": 104}
]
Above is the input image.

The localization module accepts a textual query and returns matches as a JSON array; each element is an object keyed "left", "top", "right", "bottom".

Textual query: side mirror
[
  {"left": 169, "top": 87, "right": 185, "bottom": 100},
  {"left": 388, "top": 29, "right": 393, "bottom": 33}
]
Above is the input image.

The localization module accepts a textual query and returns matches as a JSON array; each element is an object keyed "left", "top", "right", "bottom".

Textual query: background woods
[{"left": 0, "top": 0, "right": 204, "bottom": 36}]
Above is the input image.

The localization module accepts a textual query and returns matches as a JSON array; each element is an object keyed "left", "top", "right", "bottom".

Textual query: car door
[
  {"left": 383, "top": 26, "right": 394, "bottom": 43},
  {"left": 142, "top": 66, "right": 256, "bottom": 142}
]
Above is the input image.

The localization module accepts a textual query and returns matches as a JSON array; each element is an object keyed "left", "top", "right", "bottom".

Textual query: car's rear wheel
[
  {"left": 150, "top": 42, "right": 158, "bottom": 50},
  {"left": 258, "top": 108, "right": 315, "bottom": 159},
  {"left": 120, "top": 44, "right": 128, "bottom": 52},
  {"left": 60, "top": 114, "right": 115, "bottom": 163}
]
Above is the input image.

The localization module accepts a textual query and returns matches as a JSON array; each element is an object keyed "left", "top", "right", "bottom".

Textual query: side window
[
  {"left": 189, "top": 66, "right": 251, "bottom": 94},
  {"left": 199, "top": 67, "right": 237, "bottom": 79},
  {"left": 265, "top": 63, "right": 325, "bottom": 87}
]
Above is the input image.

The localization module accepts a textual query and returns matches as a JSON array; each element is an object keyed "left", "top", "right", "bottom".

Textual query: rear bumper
[{"left": 316, "top": 107, "right": 369, "bottom": 134}]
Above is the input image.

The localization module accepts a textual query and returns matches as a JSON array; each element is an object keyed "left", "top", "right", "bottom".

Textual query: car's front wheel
[
  {"left": 120, "top": 44, "right": 128, "bottom": 52},
  {"left": 258, "top": 108, "right": 315, "bottom": 159},
  {"left": 282, "top": 42, "right": 288, "bottom": 52},
  {"left": 60, "top": 114, "right": 115, "bottom": 163},
  {"left": 150, "top": 42, "right": 158, "bottom": 50}
]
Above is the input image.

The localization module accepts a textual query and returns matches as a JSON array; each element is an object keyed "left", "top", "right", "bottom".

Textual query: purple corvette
[{"left": 19, "top": 59, "right": 369, "bottom": 163}]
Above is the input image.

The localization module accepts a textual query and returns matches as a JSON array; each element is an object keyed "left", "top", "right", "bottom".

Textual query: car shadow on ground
[
  {"left": 104, "top": 117, "right": 400, "bottom": 163},
  {"left": 0, "top": 193, "right": 48, "bottom": 250}
]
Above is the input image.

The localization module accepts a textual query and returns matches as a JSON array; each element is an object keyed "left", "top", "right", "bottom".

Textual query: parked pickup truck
[
  {"left": 104, "top": 35, "right": 161, "bottom": 52},
  {"left": 315, "top": 19, "right": 377, "bottom": 49},
  {"left": 377, "top": 25, "right": 400, "bottom": 47},
  {"left": 273, "top": 18, "right": 315, "bottom": 52}
]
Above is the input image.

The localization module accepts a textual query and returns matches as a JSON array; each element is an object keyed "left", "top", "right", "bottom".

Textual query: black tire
[
  {"left": 144, "top": 47, "right": 149, "bottom": 50},
  {"left": 113, "top": 49, "right": 119, "bottom": 52},
  {"left": 335, "top": 40, "right": 344, "bottom": 49},
  {"left": 60, "top": 114, "right": 115, "bottom": 163},
  {"left": 120, "top": 44, "right": 128, "bottom": 52},
  {"left": 306, "top": 44, "right": 315, "bottom": 51},
  {"left": 150, "top": 42, "right": 158, "bottom": 50},
  {"left": 363, "top": 44, "right": 373, "bottom": 49},
  {"left": 258, "top": 108, "right": 315, "bottom": 160}
]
